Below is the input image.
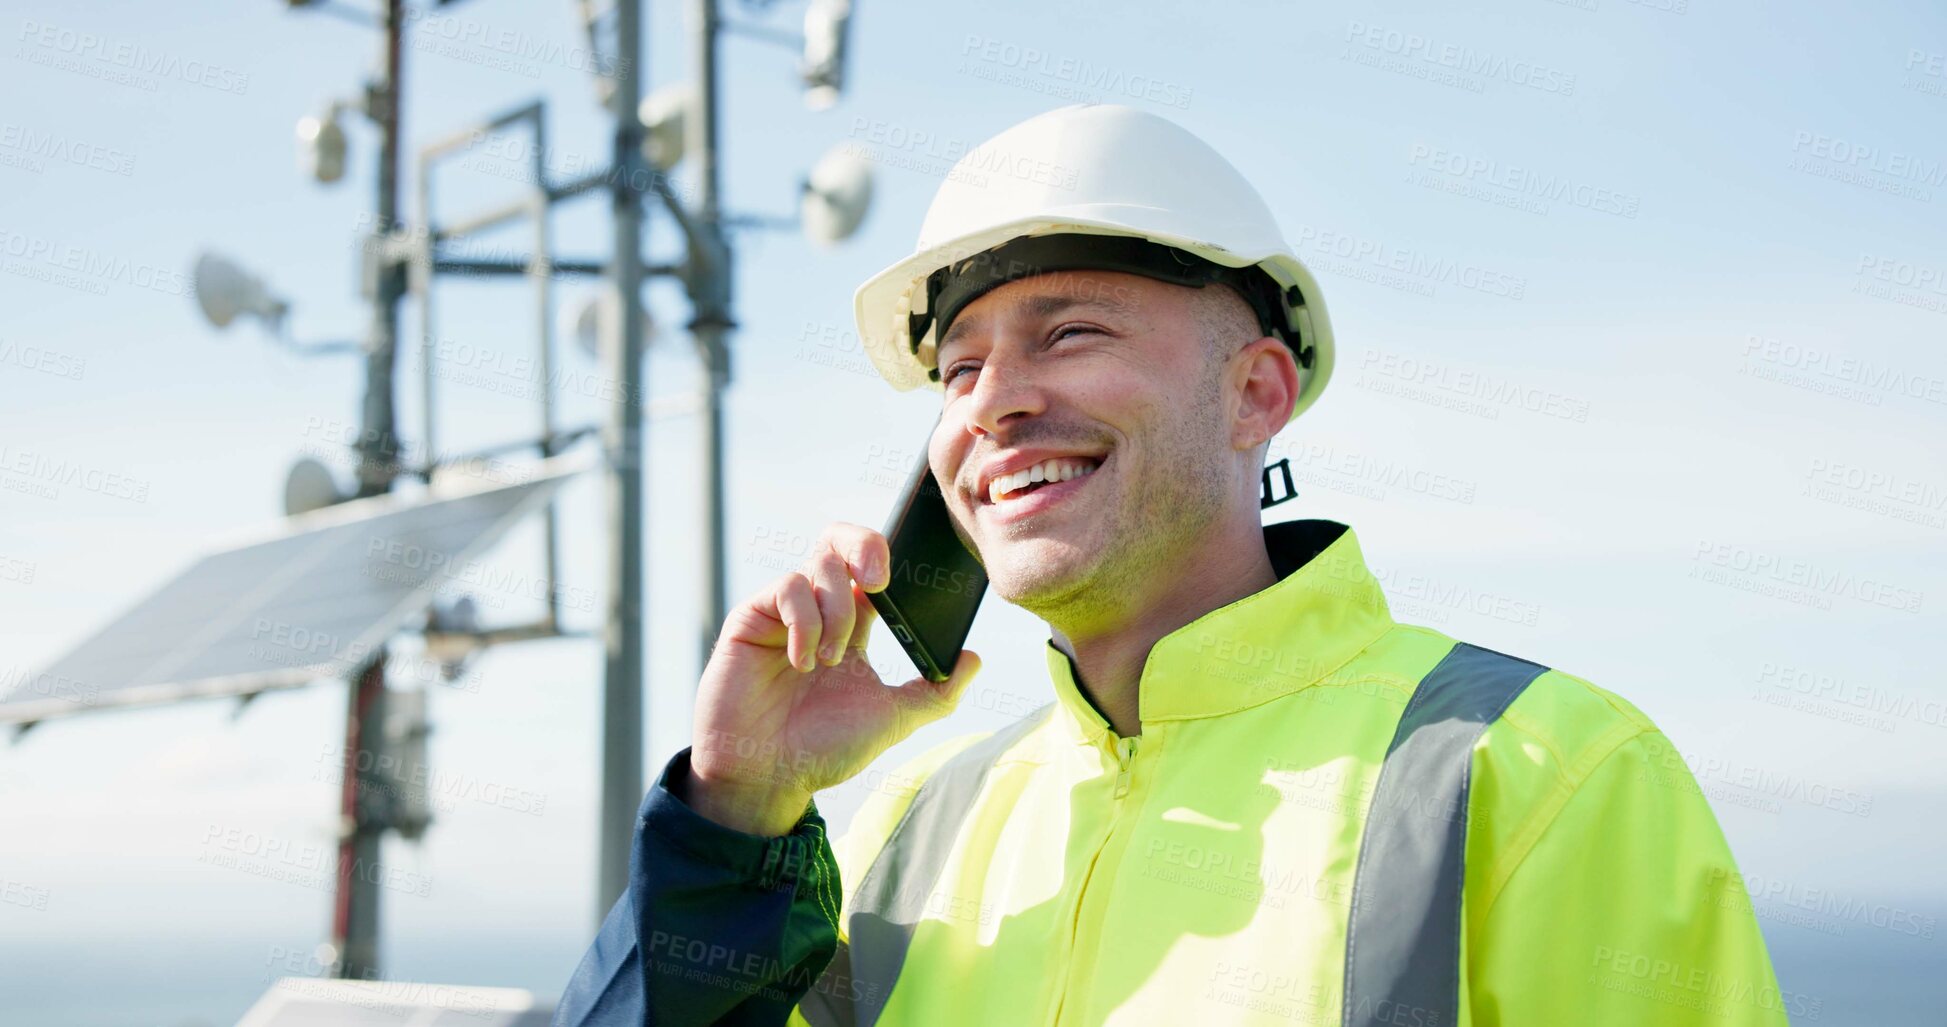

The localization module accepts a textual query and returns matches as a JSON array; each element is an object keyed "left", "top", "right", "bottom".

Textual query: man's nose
[{"left": 960, "top": 358, "right": 1047, "bottom": 437}]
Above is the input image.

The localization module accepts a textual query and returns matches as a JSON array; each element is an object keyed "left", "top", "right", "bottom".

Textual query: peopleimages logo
[
  {"left": 0, "top": 339, "right": 85, "bottom": 380},
  {"left": 887, "top": 556, "right": 980, "bottom": 599},
  {"left": 958, "top": 35, "right": 1194, "bottom": 109},
  {"left": 1639, "top": 735, "right": 1876, "bottom": 819},
  {"left": 848, "top": 117, "right": 1080, "bottom": 190},
  {"left": 1706, "top": 867, "right": 1938, "bottom": 940},
  {"left": 1788, "top": 130, "right": 1947, "bottom": 201},
  {"left": 1689, "top": 539, "right": 1924, "bottom": 614},
  {"left": 401, "top": 7, "right": 624, "bottom": 78},
  {"left": 1739, "top": 333, "right": 1947, "bottom": 407},
  {"left": 1802, "top": 456, "right": 1947, "bottom": 529},
  {"left": 1756, "top": 661, "right": 1947, "bottom": 732},
  {"left": 0, "top": 123, "right": 136, "bottom": 176},
  {"left": 0, "top": 444, "right": 152, "bottom": 503},
  {"left": 1271, "top": 438, "right": 1480, "bottom": 505},
  {"left": 1357, "top": 348, "right": 1592, "bottom": 422},
  {"left": 1853, "top": 252, "right": 1947, "bottom": 315},
  {"left": 1368, "top": 565, "right": 1541, "bottom": 627},
  {"left": 1406, "top": 143, "right": 1640, "bottom": 218},
  {"left": 1, "top": 230, "right": 188, "bottom": 297},
  {"left": 1342, "top": 21, "right": 1577, "bottom": 96},
  {"left": 1290, "top": 223, "right": 1527, "bottom": 300},
  {"left": 14, "top": 19, "right": 250, "bottom": 94},
  {"left": 1589, "top": 946, "right": 1822, "bottom": 1021},
  {"left": 1905, "top": 48, "right": 1947, "bottom": 97}
]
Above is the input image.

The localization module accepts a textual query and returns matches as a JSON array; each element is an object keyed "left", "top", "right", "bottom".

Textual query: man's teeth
[{"left": 989, "top": 458, "right": 1099, "bottom": 503}]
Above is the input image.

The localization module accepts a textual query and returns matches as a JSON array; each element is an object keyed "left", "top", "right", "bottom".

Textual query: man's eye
[
  {"left": 943, "top": 327, "right": 1095, "bottom": 386},
  {"left": 1052, "top": 324, "right": 1098, "bottom": 342}
]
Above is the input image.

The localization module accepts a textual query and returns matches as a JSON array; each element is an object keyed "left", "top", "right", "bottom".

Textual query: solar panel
[
  {"left": 1, "top": 453, "right": 592, "bottom": 727},
  {"left": 236, "top": 977, "right": 554, "bottom": 1027}
]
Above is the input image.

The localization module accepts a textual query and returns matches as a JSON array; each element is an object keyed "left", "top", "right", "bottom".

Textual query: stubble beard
[{"left": 991, "top": 399, "right": 1230, "bottom": 634}]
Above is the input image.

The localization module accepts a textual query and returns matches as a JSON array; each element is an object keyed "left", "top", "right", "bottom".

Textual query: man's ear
[{"left": 1229, "top": 335, "right": 1301, "bottom": 451}]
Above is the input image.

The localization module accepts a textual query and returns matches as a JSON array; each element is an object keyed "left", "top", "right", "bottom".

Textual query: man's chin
[{"left": 985, "top": 543, "right": 1097, "bottom": 611}]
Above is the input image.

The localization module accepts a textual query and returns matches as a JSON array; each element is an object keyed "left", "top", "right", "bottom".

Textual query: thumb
[{"left": 894, "top": 648, "right": 981, "bottom": 722}]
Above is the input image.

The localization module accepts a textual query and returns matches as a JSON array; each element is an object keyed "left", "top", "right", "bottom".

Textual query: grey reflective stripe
[
  {"left": 799, "top": 705, "right": 1053, "bottom": 1027},
  {"left": 1341, "top": 642, "right": 1548, "bottom": 1027},
  {"left": 799, "top": 937, "right": 858, "bottom": 1027}
]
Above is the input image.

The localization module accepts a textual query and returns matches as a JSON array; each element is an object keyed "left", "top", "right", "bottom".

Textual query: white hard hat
[{"left": 853, "top": 103, "right": 1333, "bottom": 423}]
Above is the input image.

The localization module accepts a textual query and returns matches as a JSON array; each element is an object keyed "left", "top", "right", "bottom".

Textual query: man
[{"left": 554, "top": 104, "right": 1790, "bottom": 1026}]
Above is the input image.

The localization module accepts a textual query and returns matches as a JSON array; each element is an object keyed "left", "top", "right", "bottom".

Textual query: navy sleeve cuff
[{"left": 640, "top": 747, "right": 827, "bottom": 891}]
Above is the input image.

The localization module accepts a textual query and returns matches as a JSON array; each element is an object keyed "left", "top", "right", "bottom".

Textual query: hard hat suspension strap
[{"left": 908, "top": 233, "right": 1310, "bottom": 382}]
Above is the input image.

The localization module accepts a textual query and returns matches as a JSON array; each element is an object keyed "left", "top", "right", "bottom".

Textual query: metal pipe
[
  {"left": 417, "top": 99, "right": 545, "bottom": 160},
  {"left": 549, "top": 170, "right": 613, "bottom": 203},
  {"left": 534, "top": 104, "right": 562, "bottom": 631},
  {"left": 407, "top": 423, "right": 600, "bottom": 471},
  {"left": 430, "top": 257, "right": 612, "bottom": 277},
  {"left": 332, "top": 653, "right": 388, "bottom": 981},
  {"left": 416, "top": 109, "right": 438, "bottom": 481},
  {"left": 425, "top": 620, "right": 586, "bottom": 649},
  {"left": 335, "top": 0, "right": 405, "bottom": 980},
  {"left": 718, "top": 19, "right": 800, "bottom": 49},
  {"left": 355, "top": 0, "right": 406, "bottom": 501},
  {"left": 437, "top": 198, "right": 541, "bottom": 244},
  {"left": 415, "top": 102, "right": 545, "bottom": 478},
  {"left": 691, "top": 0, "right": 732, "bottom": 669},
  {"left": 597, "top": 0, "right": 648, "bottom": 923}
]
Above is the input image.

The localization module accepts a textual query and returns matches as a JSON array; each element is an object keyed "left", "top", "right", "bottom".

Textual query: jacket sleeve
[
  {"left": 551, "top": 746, "right": 843, "bottom": 1027},
  {"left": 1466, "top": 730, "right": 1803, "bottom": 1026}
]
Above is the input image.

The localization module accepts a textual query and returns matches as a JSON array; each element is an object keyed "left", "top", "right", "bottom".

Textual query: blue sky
[{"left": 3, "top": 1, "right": 1945, "bottom": 1023}]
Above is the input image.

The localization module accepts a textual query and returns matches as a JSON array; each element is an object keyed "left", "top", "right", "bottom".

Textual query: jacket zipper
[
  {"left": 1053, "top": 733, "right": 1142, "bottom": 1025},
  {"left": 1112, "top": 735, "right": 1138, "bottom": 797}
]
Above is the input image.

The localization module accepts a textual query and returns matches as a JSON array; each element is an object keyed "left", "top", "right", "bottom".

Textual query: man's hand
[{"left": 687, "top": 521, "right": 982, "bottom": 836}]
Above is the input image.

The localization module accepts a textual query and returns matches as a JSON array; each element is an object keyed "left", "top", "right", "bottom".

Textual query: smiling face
[{"left": 927, "top": 267, "right": 1301, "bottom": 632}]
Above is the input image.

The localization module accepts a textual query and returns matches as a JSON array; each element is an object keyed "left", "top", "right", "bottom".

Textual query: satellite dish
[
  {"left": 801, "top": 144, "right": 873, "bottom": 247},
  {"left": 284, "top": 456, "right": 348, "bottom": 517},
  {"left": 637, "top": 84, "right": 693, "bottom": 171},
  {"left": 193, "top": 252, "right": 288, "bottom": 331},
  {"left": 567, "top": 291, "right": 654, "bottom": 361}
]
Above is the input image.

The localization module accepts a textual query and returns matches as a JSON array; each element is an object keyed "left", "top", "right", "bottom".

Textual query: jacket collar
[{"left": 1042, "top": 519, "right": 1393, "bottom": 744}]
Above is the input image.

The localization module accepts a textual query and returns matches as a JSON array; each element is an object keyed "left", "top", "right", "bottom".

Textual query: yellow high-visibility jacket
[{"left": 552, "top": 518, "right": 1795, "bottom": 1027}]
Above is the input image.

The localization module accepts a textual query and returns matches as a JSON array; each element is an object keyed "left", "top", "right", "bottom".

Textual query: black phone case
[{"left": 867, "top": 450, "right": 988, "bottom": 683}]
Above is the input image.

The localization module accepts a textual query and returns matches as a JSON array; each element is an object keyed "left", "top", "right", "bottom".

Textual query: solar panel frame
[
  {"left": 2, "top": 452, "right": 593, "bottom": 727},
  {"left": 235, "top": 977, "right": 555, "bottom": 1027}
]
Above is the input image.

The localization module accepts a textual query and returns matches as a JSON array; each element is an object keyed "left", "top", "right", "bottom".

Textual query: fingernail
[{"left": 818, "top": 644, "right": 834, "bottom": 664}]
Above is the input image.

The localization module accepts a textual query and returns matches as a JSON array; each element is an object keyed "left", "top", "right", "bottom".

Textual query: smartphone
[{"left": 868, "top": 446, "right": 988, "bottom": 683}]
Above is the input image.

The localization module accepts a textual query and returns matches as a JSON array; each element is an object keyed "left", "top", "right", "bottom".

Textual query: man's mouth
[{"left": 985, "top": 456, "right": 1102, "bottom": 505}]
